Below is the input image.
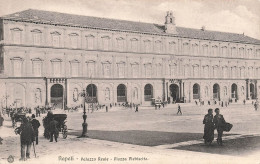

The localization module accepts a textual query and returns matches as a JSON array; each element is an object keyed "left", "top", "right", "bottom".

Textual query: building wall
[{"left": 0, "top": 20, "right": 260, "bottom": 108}]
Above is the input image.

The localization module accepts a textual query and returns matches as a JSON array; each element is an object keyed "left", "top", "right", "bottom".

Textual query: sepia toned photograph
[{"left": 0, "top": 0, "right": 260, "bottom": 163}]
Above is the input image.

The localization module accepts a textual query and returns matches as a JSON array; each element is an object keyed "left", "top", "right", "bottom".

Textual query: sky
[{"left": 0, "top": 0, "right": 259, "bottom": 39}]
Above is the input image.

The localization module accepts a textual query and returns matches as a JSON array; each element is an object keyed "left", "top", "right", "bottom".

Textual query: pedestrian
[
  {"left": 243, "top": 99, "right": 246, "bottom": 105},
  {"left": 203, "top": 109, "right": 214, "bottom": 145},
  {"left": 106, "top": 106, "right": 108, "bottom": 112},
  {"left": 254, "top": 102, "right": 258, "bottom": 111},
  {"left": 177, "top": 104, "right": 182, "bottom": 115},
  {"left": 31, "top": 114, "right": 40, "bottom": 145},
  {"left": 135, "top": 105, "right": 138, "bottom": 112},
  {"left": 16, "top": 117, "right": 35, "bottom": 161},
  {"left": 49, "top": 117, "right": 58, "bottom": 142},
  {"left": 213, "top": 108, "right": 226, "bottom": 146},
  {"left": 0, "top": 113, "right": 4, "bottom": 127}
]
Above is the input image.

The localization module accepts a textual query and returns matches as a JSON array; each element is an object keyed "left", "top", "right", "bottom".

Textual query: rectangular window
[
  {"left": 71, "top": 62, "right": 79, "bottom": 77},
  {"left": 103, "top": 63, "right": 111, "bottom": 78},
  {"left": 52, "top": 35, "right": 60, "bottom": 47},
  {"left": 118, "top": 63, "right": 125, "bottom": 78},
  {"left": 13, "top": 31, "right": 21, "bottom": 44},
  {"left": 87, "top": 62, "right": 95, "bottom": 77},
  {"left": 70, "top": 36, "right": 78, "bottom": 49},
  {"left": 86, "top": 36, "right": 94, "bottom": 50},
  {"left": 33, "top": 33, "right": 41, "bottom": 45},
  {"left": 132, "top": 64, "right": 139, "bottom": 78},
  {"left": 53, "top": 62, "right": 61, "bottom": 76},
  {"left": 13, "top": 60, "right": 22, "bottom": 76},
  {"left": 33, "top": 62, "right": 42, "bottom": 76}
]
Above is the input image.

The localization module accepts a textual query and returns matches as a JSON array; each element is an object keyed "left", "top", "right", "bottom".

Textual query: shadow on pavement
[
  {"left": 68, "top": 130, "right": 235, "bottom": 146},
  {"left": 174, "top": 136, "right": 260, "bottom": 156}
]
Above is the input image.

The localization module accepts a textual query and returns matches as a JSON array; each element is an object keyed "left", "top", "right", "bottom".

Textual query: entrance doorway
[
  {"left": 231, "top": 83, "right": 238, "bottom": 99},
  {"left": 117, "top": 84, "right": 127, "bottom": 102},
  {"left": 170, "top": 84, "right": 179, "bottom": 102},
  {"left": 213, "top": 83, "right": 220, "bottom": 100},
  {"left": 51, "top": 84, "right": 63, "bottom": 109},
  {"left": 193, "top": 83, "right": 200, "bottom": 99},
  {"left": 144, "top": 84, "right": 153, "bottom": 101},
  {"left": 86, "top": 84, "right": 97, "bottom": 103},
  {"left": 250, "top": 83, "right": 256, "bottom": 99}
]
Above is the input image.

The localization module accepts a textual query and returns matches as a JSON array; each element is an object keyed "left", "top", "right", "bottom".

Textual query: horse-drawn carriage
[{"left": 43, "top": 113, "right": 68, "bottom": 139}]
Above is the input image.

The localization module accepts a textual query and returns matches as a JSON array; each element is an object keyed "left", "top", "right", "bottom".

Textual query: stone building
[{"left": 0, "top": 9, "right": 259, "bottom": 108}]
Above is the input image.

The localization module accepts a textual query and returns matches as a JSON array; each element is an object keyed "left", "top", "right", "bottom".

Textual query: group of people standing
[{"left": 203, "top": 108, "right": 231, "bottom": 146}]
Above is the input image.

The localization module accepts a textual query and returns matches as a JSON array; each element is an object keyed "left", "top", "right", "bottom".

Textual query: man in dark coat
[
  {"left": 49, "top": 117, "right": 59, "bottom": 142},
  {"left": 135, "top": 105, "right": 138, "bottom": 112},
  {"left": 31, "top": 114, "right": 40, "bottom": 145},
  {"left": 16, "top": 117, "right": 35, "bottom": 161},
  {"left": 0, "top": 113, "right": 4, "bottom": 127},
  {"left": 203, "top": 109, "right": 214, "bottom": 145},
  {"left": 177, "top": 104, "right": 182, "bottom": 115},
  {"left": 213, "top": 108, "right": 226, "bottom": 146}
]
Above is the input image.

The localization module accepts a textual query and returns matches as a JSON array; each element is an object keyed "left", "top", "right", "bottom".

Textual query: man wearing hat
[
  {"left": 31, "top": 114, "right": 40, "bottom": 145},
  {"left": 16, "top": 117, "right": 35, "bottom": 161}
]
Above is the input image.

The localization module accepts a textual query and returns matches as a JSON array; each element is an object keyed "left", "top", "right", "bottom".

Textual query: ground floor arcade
[{"left": 0, "top": 78, "right": 259, "bottom": 108}]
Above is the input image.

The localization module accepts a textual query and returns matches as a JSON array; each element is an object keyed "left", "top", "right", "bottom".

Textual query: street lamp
[{"left": 78, "top": 89, "right": 88, "bottom": 138}]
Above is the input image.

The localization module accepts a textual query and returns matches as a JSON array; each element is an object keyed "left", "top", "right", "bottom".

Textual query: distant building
[{"left": 0, "top": 9, "right": 259, "bottom": 108}]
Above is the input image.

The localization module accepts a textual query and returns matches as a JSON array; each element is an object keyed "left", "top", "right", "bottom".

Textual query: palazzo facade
[{"left": 0, "top": 9, "right": 260, "bottom": 108}]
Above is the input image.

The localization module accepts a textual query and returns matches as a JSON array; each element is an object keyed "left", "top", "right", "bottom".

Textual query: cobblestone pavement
[{"left": 0, "top": 103, "right": 259, "bottom": 164}]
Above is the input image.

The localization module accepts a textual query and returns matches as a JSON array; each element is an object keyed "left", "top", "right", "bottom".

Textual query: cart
[{"left": 43, "top": 113, "right": 68, "bottom": 139}]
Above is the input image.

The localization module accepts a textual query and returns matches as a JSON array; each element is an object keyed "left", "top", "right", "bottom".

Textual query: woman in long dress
[{"left": 203, "top": 108, "right": 214, "bottom": 145}]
